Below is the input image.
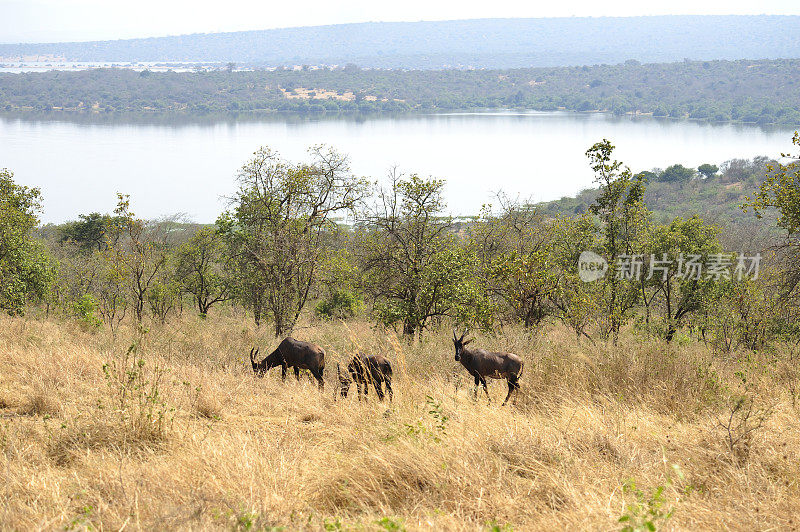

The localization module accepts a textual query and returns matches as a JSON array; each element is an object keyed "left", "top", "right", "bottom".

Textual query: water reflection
[
  {"left": 0, "top": 111, "right": 795, "bottom": 223},
  {"left": 0, "top": 109, "right": 792, "bottom": 134}
]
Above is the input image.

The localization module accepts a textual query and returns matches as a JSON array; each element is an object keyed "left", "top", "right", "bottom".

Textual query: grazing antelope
[
  {"left": 452, "top": 330, "right": 523, "bottom": 405},
  {"left": 249, "top": 337, "right": 325, "bottom": 390},
  {"left": 337, "top": 353, "right": 393, "bottom": 401}
]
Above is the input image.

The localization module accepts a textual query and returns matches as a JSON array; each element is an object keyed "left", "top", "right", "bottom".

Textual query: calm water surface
[{"left": 0, "top": 112, "right": 795, "bottom": 223}]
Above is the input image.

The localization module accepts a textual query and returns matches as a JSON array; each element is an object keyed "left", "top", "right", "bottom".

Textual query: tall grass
[{"left": 0, "top": 313, "right": 798, "bottom": 530}]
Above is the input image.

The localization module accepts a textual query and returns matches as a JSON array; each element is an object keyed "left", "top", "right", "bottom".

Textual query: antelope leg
[
  {"left": 502, "top": 382, "right": 514, "bottom": 406},
  {"left": 481, "top": 378, "right": 490, "bottom": 402},
  {"left": 375, "top": 381, "right": 384, "bottom": 401},
  {"left": 384, "top": 378, "right": 393, "bottom": 402},
  {"left": 503, "top": 375, "right": 520, "bottom": 406},
  {"left": 311, "top": 368, "right": 324, "bottom": 391}
]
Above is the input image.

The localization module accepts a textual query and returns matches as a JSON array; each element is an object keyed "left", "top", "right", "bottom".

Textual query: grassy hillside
[
  {"left": 2, "top": 16, "right": 800, "bottom": 69},
  {"left": 1, "top": 315, "right": 798, "bottom": 529},
  {"left": 2, "top": 58, "right": 800, "bottom": 125}
]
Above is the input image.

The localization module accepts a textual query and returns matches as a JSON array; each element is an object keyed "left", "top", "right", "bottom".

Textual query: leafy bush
[
  {"left": 315, "top": 289, "right": 363, "bottom": 320},
  {"left": 73, "top": 294, "right": 102, "bottom": 330}
]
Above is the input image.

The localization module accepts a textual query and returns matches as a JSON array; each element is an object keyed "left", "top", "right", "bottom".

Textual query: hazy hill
[{"left": 2, "top": 16, "right": 800, "bottom": 69}]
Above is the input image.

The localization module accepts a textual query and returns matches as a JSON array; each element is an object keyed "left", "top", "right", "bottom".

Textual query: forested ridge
[
  {"left": 2, "top": 58, "right": 800, "bottom": 125},
  {"left": 2, "top": 15, "right": 799, "bottom": 69},
  {"left": 536, "top": 155, "right": 781, "bottom": 226}
]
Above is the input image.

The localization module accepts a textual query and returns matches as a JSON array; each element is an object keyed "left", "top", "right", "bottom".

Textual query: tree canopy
[
  {"left": 0, "top": 169, "right": 53, "bottom": 314},
  {"left": 219, "top": 146, "right": 369, "bottom": 336}
]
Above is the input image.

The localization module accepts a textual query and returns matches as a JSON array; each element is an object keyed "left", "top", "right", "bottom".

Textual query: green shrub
[
  {"left": 315, "top": 289, "right": 363, "bottom": 320},
  {"left": 73, "top": 294, "right": 102, "bottom": 330}
]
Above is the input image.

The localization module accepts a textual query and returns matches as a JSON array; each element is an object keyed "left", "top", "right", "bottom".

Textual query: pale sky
[{"left": 1, "top": 0, "right": 799, "bottom": 43}]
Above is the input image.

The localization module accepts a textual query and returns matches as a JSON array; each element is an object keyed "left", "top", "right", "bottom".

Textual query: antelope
[
  {"left": 337, "top": 352, "right": 393, "bottom": 401},
  {"left": 249, "top": 337, "right": 325, "bottom": 390},
  {"left": 452, "top": 330, "right": 523, "bottom": 405}
]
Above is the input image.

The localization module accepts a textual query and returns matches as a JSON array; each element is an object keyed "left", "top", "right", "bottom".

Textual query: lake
[{"left": 0, "top": 111, "right": 795, "bottom": 223}]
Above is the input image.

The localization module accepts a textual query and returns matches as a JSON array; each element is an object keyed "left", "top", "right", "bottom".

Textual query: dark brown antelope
[
  {"left": 250, "top": 337, "right": 325, "bottom": 390},
  {"left": 452, "top": 330, "right": 523, "bottom": 405},
  {"left": 337, "top": 352, "right": 393, "bottom": 401}
]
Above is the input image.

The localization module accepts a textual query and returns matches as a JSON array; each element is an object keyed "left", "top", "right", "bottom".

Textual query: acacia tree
[
  {"left": 175, "top": 228, "right": 233, "bottom": 317},
  {"left": 46, "top": 240, "right": 99, "bottom": 314},
  {"left": 220, "top": 145, "right": 369, "bottom": 336},
  {"left": 547, "top": 215, "right": 603, "bottom": 342},
  {"left": 59, "top": 212, "right": 124, "bottom": 252},
  {"left": 146, "top": 256, "right": 181, "bottom": 324},
  {"left": 470, "top": 197, "right": 604, "bottom": 339},
  {"left": 360, "top": 171, "right": 488, "bottom": 338},
  {"left": 697, "top": 163, "right": 719, "bottom": 179},
  {"left": 697, "top": 276, "right": 784, "bottom": 352},
  {"left": 745, "top": 132, "right": 800, "bottom": 301},
  {"left": 106, "top": 195, "right": 173, "bottom": 323},
  {"left": 586, "top": 139, "right": 649, "bottom": 342},
  {"left": 0, "top": 169, "right": 53, "bottom": 315},
  {"left": 472, "top": 197, "right": 557, "bottom": 329},
  {"left": 643, "top": 216, "right": 721, "bottom": 341},
  {"left": 95, "top": 249, "right": 129, "bottom": 330}
]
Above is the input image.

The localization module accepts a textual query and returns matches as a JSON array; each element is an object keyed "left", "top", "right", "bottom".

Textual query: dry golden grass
[{"left": 1, "top": 313, "right": 799, "bottom": 530}]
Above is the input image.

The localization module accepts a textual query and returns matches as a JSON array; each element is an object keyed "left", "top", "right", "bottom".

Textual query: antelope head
[
  {"left": 250, "top": 347, "right": 265, "bottom": 377},
  {"left": 452, "top": 328, "right": 473, "bottom": 361}
]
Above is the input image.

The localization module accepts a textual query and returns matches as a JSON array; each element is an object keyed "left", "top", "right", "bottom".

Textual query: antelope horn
[{"left": 249, "top": 347, "right": 255, "bottom": 363}]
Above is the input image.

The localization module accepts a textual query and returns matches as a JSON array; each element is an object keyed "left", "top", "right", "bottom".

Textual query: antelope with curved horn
[
  {"left": 452, "top": 329, "right": 523, "bottom": 405},
  {"left": 250, "top": 338, "right": 325, "bottom": 390}
]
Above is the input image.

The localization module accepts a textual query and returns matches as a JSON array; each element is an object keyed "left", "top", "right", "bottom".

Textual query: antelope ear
[{"left": 462, "top": 338, "right": 474, "bottom": 346}]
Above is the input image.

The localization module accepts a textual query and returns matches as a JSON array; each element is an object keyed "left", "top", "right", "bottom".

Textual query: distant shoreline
[
  {"left": 1, "top": 107, "right": 798, "bottom": 130},
  {"left": 2, "top": 59, "right": 799, "bottom": 127}
]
